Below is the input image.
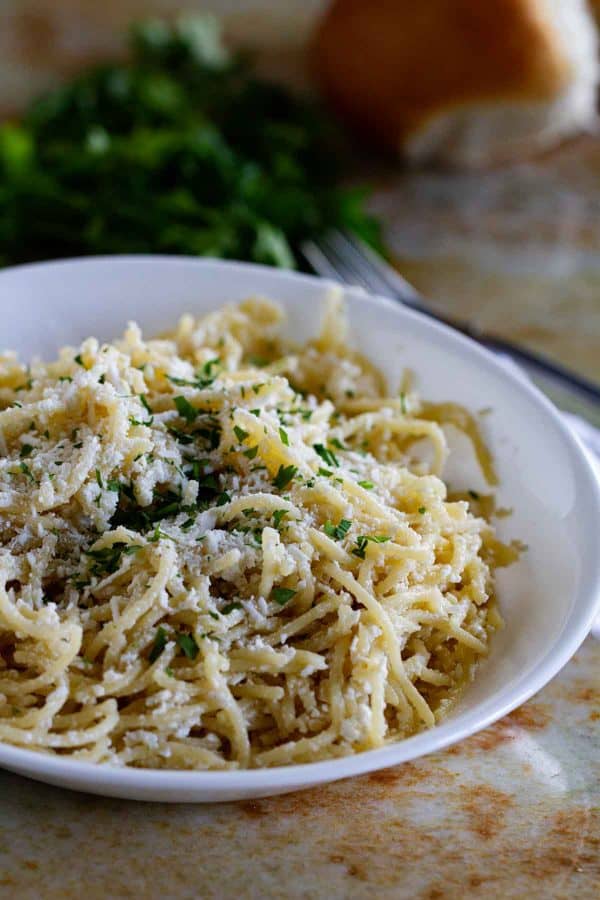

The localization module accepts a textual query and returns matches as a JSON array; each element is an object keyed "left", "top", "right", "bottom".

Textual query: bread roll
[{"left": 314, "top": 0, "right": 599, "bottom": 167}]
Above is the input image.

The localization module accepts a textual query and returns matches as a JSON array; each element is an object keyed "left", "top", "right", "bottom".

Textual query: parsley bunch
[{"left": 0, "top": 16, "right": 380, "bottom": 268}]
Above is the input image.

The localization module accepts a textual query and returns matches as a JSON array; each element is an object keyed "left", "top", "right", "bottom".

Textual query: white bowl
[{"left": 1, "top": 256, "right": 599, "bottom": 802}]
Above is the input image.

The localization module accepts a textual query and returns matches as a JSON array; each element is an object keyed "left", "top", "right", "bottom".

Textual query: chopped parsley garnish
[
  {"left": 107, "top": 480, "right": 121, "bottom": 492},
  {"left": 250, "top": 408, "right": 261, "bottom": 417},
  {"left": 272, "top": 587, "right": 297, "bottom": 606},
  {"left": 418, "top": 506, "right": 426, "bottom": 514},
  {"left": 167, "top": 426, "right": 194, "bottom": 445},
  {"left": 149, "top": 626, "right": 168, "bottom": 663},
  {"left": 357, "top": 480, "right": 374, "bottom": 490},
  {"left": 468, "top": 490, "right": 480, "bottom": 500},
  {"left": 243, "top": 445, "right": 258, "bottom": 460},
  {"left": 19, "top": 444, "right": 33, "bottom": 458},
  {"left": 222, "top": 602, "right": 243, "bottom": 615},
  {"left": 317, "top": 467, "right": 333, "bottom": 478},
  {"left": 324, "top": 518, "right": 352, "bottom": 541},
  {"left": 352, "top": 534, "right": 391, "bottom": 559},
  {"left": 176, "top": 632, "right": 199, "bottom": 660},
  {"left": 273, "top": 464, "right": 297, "bottom": 490},
  {"left": 234, "top": 425, "right": 249, "bottom": 443},
  {"left": 58, "top": 376, "right": 72, "bottom": 383},
  {"left": 85, "top": 542, "right": 141, "bottom": 576},
  {"left": 314, "top": 443, "right": 339, "bottom": 467},
  {"left": 74, "top": 353, "right": 84, "bottom": 367},
  {"left": 329, "top": 438, "right": 346, "bottom": 450},
  {"left": 279, "top": 427, "right": 289, "bottom": 446},
  {"left": 272, "top": 509, "right": 288, "bottom": 528},
  {"left": 19, "top": 463, "right": 35, "bottom": 483},
  {"left": 174, "top": 395, "right": 198, "bottom": 423},
  {"left": 98, "top": 374, "right": 106, "bottom": 384},
  {"left": 95, "top": 469, "right": 103, "bottom": 488},
  {"left": 139, "top": 394, "right": 153, "bottom": 415}
]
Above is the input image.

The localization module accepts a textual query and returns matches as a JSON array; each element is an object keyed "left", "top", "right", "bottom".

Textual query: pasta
[{"left": 0, "top": 292, "right": 504, "bottom": 769}]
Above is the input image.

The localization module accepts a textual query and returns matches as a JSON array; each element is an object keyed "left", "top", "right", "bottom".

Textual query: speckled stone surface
[
  {"left": 0, "top": 638, "right": 597, "bottom": 900},
  {"left": 1, "top": 5, "right": 599, "bottom": 898}
]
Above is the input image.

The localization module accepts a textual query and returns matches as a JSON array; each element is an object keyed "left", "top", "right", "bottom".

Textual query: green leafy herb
[
  {"left": 174, "top": 395, "right": 198, "bottom": 423},
  {"left": 323, "top": 518, "right": 352, "bottom": 541},
  {"left": 273, "top": 464, "right": 297, "bottom": 490},
  {"left": 19, "top": 444, "right": 33, "bottom": 458},
  {"left": 243, "top": 445, "right": 258, "bottom": 460},
  {"left": 357, "top": 480, "right": 374, "bottom": 490},
  {"left": 74, "top": 353, "right": 84, "bottom": 367},
  {"left": 234, "top": 425, "right": 249, "bottom": 443},
  {"left": 271, "top": 587, "right": 297, "bottom": 606},
  {"left": 149, "top": 626, "right": 168, "bottom": 663},
  {"left": 176, "top": 632, "right": 199, "bottom": 660},
  {"left": 222, "top": 602, "right": 242, "bottom": 615},
  {"left": 314, "top": 443, "right": 339, "bottom": 467},
  {"left": 58, "top": 376, "right": 72, "bottom": 383},
  {"left": 278, "top": 426, "right": 289, "bottom": 446},
  {"left": 352, "top": 534, "right": 391, "bottom": 559},
  {"left": 272, "top": 509, "right": 287, "bottom": 528},
  {"left": 95, "top": 469, "right": 103, "bottom": 488},
  {"left": 418, "top": 506, "right": 426, "bottom": 514},
  {"left": 468, "top": 490, "right": 480, "bottom": 500}
]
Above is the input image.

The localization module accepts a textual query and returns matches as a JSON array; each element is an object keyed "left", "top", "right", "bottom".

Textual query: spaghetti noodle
[{"left": 0, "top": 293, "right": 502, "bottom": 768}]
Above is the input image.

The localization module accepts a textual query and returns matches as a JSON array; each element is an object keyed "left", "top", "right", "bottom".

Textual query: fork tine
[
  {"left": 300, "top": 239, "right": 345, "bottom": 283},
  {"left": 325, "top": 230, "right": 393, "bottom": 297},
  {"left": 338, "top": 229, "right": 421, "bottom": 302},
  {"left": 300, "top": 237, "right": 371, "bottom": 291}
]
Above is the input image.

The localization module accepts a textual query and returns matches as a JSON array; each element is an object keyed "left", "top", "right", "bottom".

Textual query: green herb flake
[
  {"left": 271, "top": 587, "right": 297, "bottom": 606},
  {"left": 95, "top": 469, "right": 103, "bottom": 489},
  {"left": 279, "top": 426, "right": 289, "bottom": 446},
  {"left": 468, "top": 490, "right": 480, "bottom": 500},
  {"left": 273, "top": 464, "right": 297, "bottom": 491},
  {"left": 19, "top": 444, "right": 33, "bottom": 458},
  {"left": 74, "top": 353, "right": 85, "bottom": 367},
  {"left": 418, "top": 506, "right": 426, "bottom": 514},
  {"left": 234, "top": 425, "right": 249, "bottom": 443},
  {"left": 174, "top": 395, "right": 198, "bottom": 423},
  {"left": 314, "top": 443, "right": 339, "bottom": 468},
  {"left": 222, "top": 602, "right": 243, "bottom": 615},
  {"left": 272, "top": 509, "right": 287, "bottom": 528},
  {"left": 352, "top": 534, "right": 391, "bottom": 559},
  {"left": 323, "top": 518, "right": 352, "bottom": 541},
  {"left": 357, "top": 480, "right": 374, "bottom": 490},
  {"left": 176, "top": 632, "right": 199, "bottom": 660},
  {"left": 149, "top": 626, "right": 168, "bottom": 663}
]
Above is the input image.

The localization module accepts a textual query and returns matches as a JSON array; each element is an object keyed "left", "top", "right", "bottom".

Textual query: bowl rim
[{"left": 1, "top": 254, "right": 599, "bottom": 793}]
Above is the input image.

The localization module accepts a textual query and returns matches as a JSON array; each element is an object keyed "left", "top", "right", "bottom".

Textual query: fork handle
[{"left": 398, "top": 298, "right": 600, "bottom": 425}]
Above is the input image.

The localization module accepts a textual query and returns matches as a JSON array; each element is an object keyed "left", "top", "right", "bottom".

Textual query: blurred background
[{"left": 1, "top": 0, "right": 599, "bottom": 392}]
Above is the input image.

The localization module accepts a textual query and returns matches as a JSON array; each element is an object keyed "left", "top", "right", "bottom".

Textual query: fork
[{"left": 301, "top": 229, "right": 600, "bottom": 428}]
